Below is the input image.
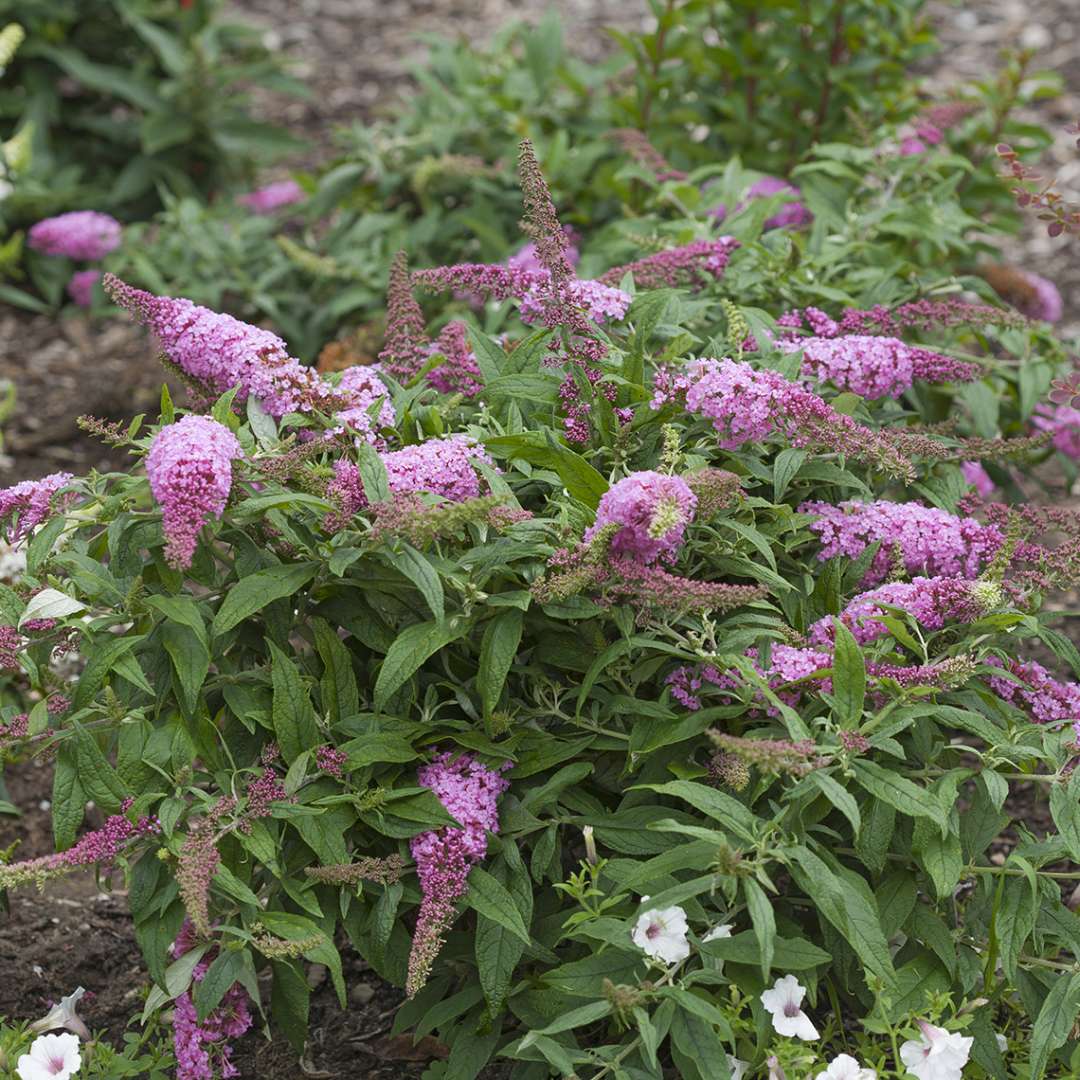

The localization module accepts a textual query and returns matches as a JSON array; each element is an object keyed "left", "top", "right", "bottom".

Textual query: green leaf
[
  {"left": 71, "top": 635, "right": 143, "bottom": 712},
  {"left": 268, "top": 639, "right": 319, "bottom": 763},
  {"left": 1051, "top": 776, "right": 1080, "bottom": 863},
  {"left": 194, "top": 950, "right": 247, "bottom": 1023},
  {"left": 853, "top": 760, "right": 940, "bottom": 822},
  {"left": 1030, "top": 971, "right": 1080, "bottom": 1079},
  {"left": 271, "top": 961, "right": 310, "bottom": 1055},
  {"left": 466, "top": 866, "right": 531, "bottom": 945},
  {"left": 478, "top": 609, "right": 523, "bottom": 719},
  {"left": 212, "top": 563, "right": 318, "bottom": 636},
  {"left": 51, "top": 747, "right": 85, "bottom": 850},
  {"left": 162, "top": 622, "right": 210, "bottom": 716},
  {"left": 373, "top": 617, "right": 471, "bottom": 711},
  {"left": 389, "top": 545, "right": 444, "bottom": 621},
  {"left": 72, "top": 721, "right": 127, "bottom": 812},
  {"left": 525, "top": 1001, "right": 612, "bottom": 1038},
  {"left": 743, "top": 876, "right": 775, "bottom": 981},
  {"left": 830, "top": 620, "right": 866, "bottom": 725},
  {"left": 313, "top": 618, "right": 359, "bottom": 723}
]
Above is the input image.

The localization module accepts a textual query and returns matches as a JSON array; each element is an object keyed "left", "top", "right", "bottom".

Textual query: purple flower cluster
[
  {"left": 67, "top": 269, "right": 102, "bottom": 308},
  {"left": 105, "top": 275, "right": 335, "bottom": 418},
  {"left": 519, "top": 277, "right": 631, "bottom": 326},
  {"left": 780, "top": 334, "right": 980, "bottom": 398},
  {"left": 653, "top": 357, "right": 912, "bottom": 479},
  {"left": 1033, "top": 403, "right": 1080, "bottom": 460},
  {"left": 507, "top": 230, "right": 580, "bottom": 275},
  {"left": 237, "top": 179, "right": 305, "bottom": 214},
  {"left": 1013, "top": 271, "right": 1064, "bottom": 323},
  {"left": 0, "top": 472, "right": 73, "bottom": 545},
  {"left": 961, "top": 461, "right": 995, "bottom": 497},
  {"left": 426, "top": 321, "right": 483, "bottom": 397},
  {"left": 585, "top": 471, "right": 697, "bottom": 564},
  {"left": 986, "top": 657, "right": 1080, "bottom": 724},
  {"left": 596, "top": 238, "right": 740, "bottom": 291},
  {"left": 27, "top": 211, "right": 122, "bottom": 260},
  {"left": 146, "top": 416, "right": 243, "bottom": 569},
  {"left": 333, "top": 364, "right": 395, "bottom": 442},
  {"left": 326, "top": 435, "right": 492, "bottom": 526},
  {"left": 667, "top": 644, "right": 832, "bottom": 711},
  {"left": 807, "top": 576, "right": 998, "bottom": 646},
  {"left": 800, "top": 499, "right": 1003, "bottom": 585},
  {"left": 778, "top": 298, "right": 1026, "bottom": 338},
  {"left": 709, "top": 176, "right": 811, "bottom": 230},
  {"left": 407, "top": 752, "right": 509, "bottom": 995},
  {"left": 172, "top": 923, "right": 253, "bottom": 1080}
]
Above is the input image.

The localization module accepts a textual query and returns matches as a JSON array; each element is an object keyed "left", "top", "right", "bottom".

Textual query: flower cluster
[
  {"left": 1032, "top": 402, "right": 1080, "bottom": 460},
  {"left": 985, "top": 657, "right": 1080, "bottom": 725},
  {"left": 778, "top": 298, "right": 1026, "bottom": 337},
  {"left": 519, "top": 277, "right": 632, "bottom": 326},
  {"left": 980, "top": 264, "right": 1063, "bottom": 323},
  {"left": 808, "top": 577, "right": 1001, "bottom": 646},
  {"left": 780, "top": 335, "right": 980, "bottom": 398},
  {"left": 585, "top": 471, "right": 697, "bottom": 564},
  {"left": 176, "top": 796, "right": 235, "bottom": 938},
  {"left": 654, "top": 357, "right": 913, "bottom": 480},
  {"left": 0, "top": 472, "right": 73, "bottom": 545},
  {"left": 800, "top": 499, "right": 1003, "bottom": 585},
  {"left": 368, "top": 493, "right": 530, "bottom": 547},
  {"left": 237, "top": 179, "right": 305, "bottom": 214},
  {"left": 407, "top": 753, "right": 510, "bottom": 995},
  {"left": 0, "top": 802, "right": 157, "bottom": 890},
  {"left": 171, "top": 922, "right": 253, "bottom": 1080},
  {"left": 27, "top": 211, "right": 122, "bottom": 260},
  {"left": 105, "top": 275, "right": 339, "bottom": 418},
  {"left": 596, "top": 238, "right": 739, "bottom": 291},
  {"left": 145, "top": 416, "right": 243, "bottom": 569},
  {"left": 333, "top": 364, "right": 395, "bottom": 442},
  {"left": 426, "top": 321, "right": 483, "bottom": 397},
  {"left": 709, "top": 176, "right": 812, "bottom": 230},
  {"left": 66, "top": 269, "right": 102, "bottom": 309},
  {"left": 598, "top": 560, "right": 766, "bottom": 617}
]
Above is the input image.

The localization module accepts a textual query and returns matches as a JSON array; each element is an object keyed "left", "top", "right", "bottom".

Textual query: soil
[{"left": 2, "top": 1, "right": 1080, "bottom": 1076}]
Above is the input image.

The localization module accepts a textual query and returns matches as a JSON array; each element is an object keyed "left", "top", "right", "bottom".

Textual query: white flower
[
  {"left": 995, "top": 1033, "right": 1007, "bottom": 1052},
  {"left": 16, "top": 1032, "right": 82, "bottom": 1080},
  {"left": 703, "top": 923, "right": 734, "bottom": 943},
  {"left": 899, "top": 1020, "right": 973, "bottom": 1080},
  {"left": 30, "top": 987, "right": 90, "bottom": 1041},
  {"left": 727, "top": 1055, "right": 750, "bottom": 1080},
  {"left": 816, "top": 1053, "right": 877, "bottom": 1080},
  {"left": 760, "top": 974, "right": 819, "bottom": 1040},
  {"left": 631, "top": 904, "right": 690, "bottom": 963}
]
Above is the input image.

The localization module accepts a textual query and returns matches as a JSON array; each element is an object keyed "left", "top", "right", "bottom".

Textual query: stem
[
  {"left": 809, "top": 3, "right": 846, "bottom": 147},
  {"left": 638, "top": 0, "right": 677, "bottom": 130}
]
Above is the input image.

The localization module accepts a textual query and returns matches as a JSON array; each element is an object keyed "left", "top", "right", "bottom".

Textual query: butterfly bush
[
  {"left": 145, "top": 416, "right": 243, "bottom": 569},
  {"left": 27, "top": 210, "right": 122, "bottom": 260},
  {"left": 237, "top": 179, "right": 305, "bottom": 214},
  {"left": 66, "top": 269, "right": 101, "bottom": 308},
  {"left": 15, "top": 134, "right": 1080, "bottom": 1078}
]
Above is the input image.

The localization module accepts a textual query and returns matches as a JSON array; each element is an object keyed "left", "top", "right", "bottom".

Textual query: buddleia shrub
[{"left": 4, "top": 140, "right": 1080, "bottom": 1080}]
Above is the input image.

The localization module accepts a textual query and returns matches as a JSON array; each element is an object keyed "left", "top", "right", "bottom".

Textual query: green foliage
[{"left": 0, "top": 0, "right": 303, "bottom": 229}]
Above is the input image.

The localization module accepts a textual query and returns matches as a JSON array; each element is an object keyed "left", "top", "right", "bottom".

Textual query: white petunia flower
[
  {"left": 995, "top": 1033, "right": 1007, "bottom": 1052},
  {"left": 631, "top": 904, "right": 690, "bottom": 963},
  {"left": 816, "top": 1052, "right": 877, "bottom": 1080},
  {"left": 703, "top": 923, "right": 734, "bottom": 943},
  {"left": 727, "top": 1054, "right": 750, "bottom": 1080},
  {"left": 16, "top": 1032, "right": 82, "bottom": 1080},
  {"left": 29, "top": 987, "right": 90, "bottom": 1041},
  {"left": 899, "top": 1020, "right": 973, "bottom": 1080},
  {"left": 760, "top": 974, "right": 820, "bottom": 1040}
]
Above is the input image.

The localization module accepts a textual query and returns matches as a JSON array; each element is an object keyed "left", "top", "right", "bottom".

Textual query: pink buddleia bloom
[
  {"left": 1033, "top": 402, "right": 1080, "bottom": 460},
  {"left": 104, "top": 275, "right": 331, "bottom": 418},
  {"left": 28, "top": 211, "right": 122, "bottom": 259},
  {"left": 237, "top": 179, "right": 304, "bottom": 214},
  {"left": 507, "top": 230, "right": 580, "bottom": 275},
  {"left": 519, "top": 277, "right": 631, "bottom": 326},
  {"left": 807, "top": 577, "right": 1000, "bottom": 646},
  {"left": 67, "top": 269, "right": 102, "bottom": 308},
  {"left": 407, "top": 753, "right": 510, "bottom": 995},
  {"left": 146, "top": 416, "right": 243, "bottom": 569},
  {"left": 332, "top": 364, "right": 395, "bottom": 442},
  {"left": 781, "top": 335, "right": 979, "bottom": 398},
  {"left": 0, "top": 473, "right": 74, "bottom": 545},
  {"left": 596, "top": 238, "right": 739, "bottom": 290},
  {"left": 961, "top": 461, "right": 995, "bottom": 497},
  {"left": 800, "top": 499, "right": 1003, "bottom": 585},
  {"left": 900, "top": 135, "right": 929, "bottom": 156},
  {"left": 708, "top": 178, "right": 811, "bottom": 230},
  {"left": 1016, "top": 271, "right": 1063, "bottom": 323},
  {"left": 584, "top": 471, "right": 697, "bottom": 564},
  {"left": 426, "top": 321, "right": 483, "bottom": 397},
  {"left": 986, "top": 657, "right": 1080, "bottom": 724},
  {"left": 171, "top": 922, "right": 254, "bottom": 1080}
]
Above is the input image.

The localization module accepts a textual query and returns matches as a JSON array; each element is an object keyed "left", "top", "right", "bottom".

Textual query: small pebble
[{"left": 350, "top": 982, "right": 375, "bottom": 1006}]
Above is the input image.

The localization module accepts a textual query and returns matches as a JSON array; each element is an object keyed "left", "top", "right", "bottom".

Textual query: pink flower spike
[{"left": 28, "top": 211, "right": 122, "bottom": 260}]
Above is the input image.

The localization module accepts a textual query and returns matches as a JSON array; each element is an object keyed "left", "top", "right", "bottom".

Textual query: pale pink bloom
[
  {"left": 760, "top": 974, "right": 819, "bottom": 1040},
  {"left": 16, "top": 1032, "right": 82, "bottom": 1080},
  {"left": 631, "top": 904, "right": 690, "bottom": 963},
  {"left": 899, "top": 1020, "right": 973, "bottom": 1080}
]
